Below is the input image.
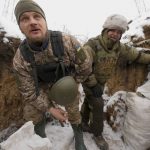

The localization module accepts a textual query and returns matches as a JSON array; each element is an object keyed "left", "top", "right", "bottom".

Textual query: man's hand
[{"left": 48, "top": 107, "right": 68, "bottom": 123}]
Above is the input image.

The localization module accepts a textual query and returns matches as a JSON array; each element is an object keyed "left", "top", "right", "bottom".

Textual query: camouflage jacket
[
  {"left": 13, "top": 31, "right": 92, "bottom": 113},
  {"left": 80, "top": 33, "right": 150, "bottom": 86}
]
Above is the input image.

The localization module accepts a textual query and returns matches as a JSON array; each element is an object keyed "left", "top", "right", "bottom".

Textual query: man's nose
[
  {"left": 29, "top": 17, "right": 37, "bottom": 25},
  {"left": 113, "top": 31, "right": 119, "bottom": 36}
]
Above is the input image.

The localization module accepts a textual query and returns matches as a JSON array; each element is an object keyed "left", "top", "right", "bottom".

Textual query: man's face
[
  {"left": 19, "top": 11, "right": 47, "bottom": 43},
  {"left": 107, "top": 29, "right": 122, "bottom": 42}
]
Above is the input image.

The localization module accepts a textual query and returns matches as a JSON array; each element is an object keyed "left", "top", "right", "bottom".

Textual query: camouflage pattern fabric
[
  {"left": 65, "top": 92, "right": 81, "bottom": 124},
  {"left": 23, "top": 93, "right": 81, "bottom": 124},
  {"left": 80, "top": 30, "right": 150, "bottom": 137},
  {"left": 82, "top": 31, "right": 150, "bottom": 86},
  {"left": 13, "top": 32, "right": 91, "bottom": 123}
]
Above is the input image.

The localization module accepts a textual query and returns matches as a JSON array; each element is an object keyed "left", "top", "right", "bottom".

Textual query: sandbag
[
  {"left": 136, "top": 79, "right": 150, "bottom": 100},
  {"left": 105, "top": 89, "right": 150, "bottom": 150},
  {"left": 0, "top": 121, "right": 52, "bottom": 150},
  {"left": 104, "top": 91, "right": 127, "bottom": 132},
  {"left": 123, "top": 92, "right": 150, "bottom": 150}
]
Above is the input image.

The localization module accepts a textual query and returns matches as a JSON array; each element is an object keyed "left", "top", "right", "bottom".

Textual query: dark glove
[
  {"left": 90, "top": 83, "right": 103, "bottom": 98},
  {"left": 147, "top": 64, "right": 150, "bottom": 72}
]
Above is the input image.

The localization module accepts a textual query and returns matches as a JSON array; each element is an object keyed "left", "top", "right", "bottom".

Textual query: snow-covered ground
[
  {"left": 45, "top": 120, "right": 127, "bottom": 150},
  {"left": 0, "top": 84, "right": 129, "bottom": 150},
  {"left": 2, "top": 81, "right": 150, "bottom": 150},
  {"left": 0, "top": 120, "right": 128, "bottom": 150},
  {"left": 1, "top": 6, "right": 150, "bottom": 150}
]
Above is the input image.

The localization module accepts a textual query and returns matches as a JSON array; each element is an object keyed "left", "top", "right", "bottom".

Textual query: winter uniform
[
  {"left": 13, "top": 0, "right": 91, "bottom": 149},
  {"left": 13, "top": 29, "right": 89, "bottom": 150},
  {"left": 14, "top": 31, "right": 83, "bottom": 123},
  {"left": 80, "top": 14, "right": 150, "bottom": 150}
]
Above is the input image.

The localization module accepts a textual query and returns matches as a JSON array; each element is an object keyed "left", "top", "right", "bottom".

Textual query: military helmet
[
  {"left": 48, "top": 76, "right": 78, "bottom": 106},
  {"left": 103, "top": 14, "right": 128, "bottom": 33}
]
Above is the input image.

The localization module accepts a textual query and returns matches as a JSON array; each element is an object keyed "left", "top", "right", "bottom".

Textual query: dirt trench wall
[
  {"left": 106, "top": 24, "right": 150, "bottom": 131},
  {"left": 106, "top": 62, "right": 148, "bottom": 96},
  {"left": 106, "top": 25, "right": 150, "bottom": 96},
  {"left": 0, "top": 30, "right": 23, "bottom": 131},
  {"left": 0, "top": 25, "right": 150, "bottom": 131}
]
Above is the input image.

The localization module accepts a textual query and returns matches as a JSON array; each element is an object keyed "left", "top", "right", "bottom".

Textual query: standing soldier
[
  {"left": 13, "top": 0, "right": 91, "bottom": 149},
  {"left": 79, "top": 14, "right": 150, "bottom": 150}
]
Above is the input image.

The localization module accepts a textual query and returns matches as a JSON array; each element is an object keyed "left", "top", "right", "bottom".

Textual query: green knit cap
[{"left": 14, "top": 0, "right": 46, "bottom": 24}]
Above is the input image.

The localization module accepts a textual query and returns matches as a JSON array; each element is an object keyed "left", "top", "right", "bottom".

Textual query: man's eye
[
  {"left": 34, "top": 15, "right": 42, "bottom": 19},
  {"left": 20, "top": 17, "right": 28, "bottom": 22}
]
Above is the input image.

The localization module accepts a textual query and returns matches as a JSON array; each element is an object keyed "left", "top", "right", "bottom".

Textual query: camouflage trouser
[
  {"left": 81, "top": 85, "right": 104, "bottom": 136},
  {"left": 23, "top": 92, "right": 81, "bottom": 125},
  {"left": 23, "top": 104, "right": 44, "bottom": 124},
  {"left": 65, "top": 92, "right": 81, "bottom": 124}
]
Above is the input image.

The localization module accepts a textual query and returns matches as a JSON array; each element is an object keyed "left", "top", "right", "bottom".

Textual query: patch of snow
[
  {"left": 136, "top": 79, "right": 150, "bottom": 99},
  {"left": 123, "top": 92, "right": 150, "bottom": 150},
  {"left": 0, "top": 121, "right": 52, "bottom": 150},
  {"left": 122, "top": 12, "right": 150, "bottom": 43}
]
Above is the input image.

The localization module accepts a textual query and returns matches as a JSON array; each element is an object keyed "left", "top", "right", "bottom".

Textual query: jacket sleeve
[
  {"left": 121, "top": 44, "right": 150, "bottom": 64},
  {"left": 13, "top": 48, "right": 53, "bottom": 113},
  {"left": 61, "top": 33, "right": 93, "bottom": 83},
  {"left": 74, "top": 44, "right": 94, "bottom": 83}
]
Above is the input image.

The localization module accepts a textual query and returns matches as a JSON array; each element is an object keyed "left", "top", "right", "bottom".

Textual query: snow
[
  {"left": 2, "top": 82, "right": 150, "bottom": 150},
  {"left": 137, "top": 79, "right": 150, "bottom": 99},
  {"left": 0, "top": 120, "right": 127, "bottom": 150},
  {"left": 122, "top": 12, "right": 150, "bottom": 44},
  {"left": 104, "top": 91, "right": 127, "bottom": 135},
  {"left": 123, "top": 92, "right": 150, "bottom": 150},
  {"left": 1, "top": 6, "right": 150, "bottom": 150},
  {"left": 0, "top": 121, "right": 52, "bottom": 150},
  {"left": 44, "top": 120, "right": 129, "bottom": 150},
  {"left": 0, "top": 85, "right": 130, "bottom": 150}
]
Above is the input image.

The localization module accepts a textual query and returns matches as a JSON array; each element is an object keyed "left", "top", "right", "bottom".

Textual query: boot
[
  {"left": 71, "top": 124, "right": 87, "bottom": 150},
  {"left": 34, "top": 119, "right": 46, "bottom": 138},
  {"left": 93, "top": 135, "right": 109, "bottom": 150},
  {"left": 81, "top": 122, "right": 92, "bottom": 133}
]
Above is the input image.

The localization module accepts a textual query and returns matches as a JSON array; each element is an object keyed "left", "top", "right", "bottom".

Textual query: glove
[
  {"left": 147, "top": 64, "right": 150, "bottom": 72},
  {"left": 90, "top": 83, "right": 103, "bottom": 98}
]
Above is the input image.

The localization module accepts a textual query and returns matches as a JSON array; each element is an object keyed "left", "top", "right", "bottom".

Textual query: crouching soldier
[{"left": 13, "top": 0, "right": 91, "bottom": 149}]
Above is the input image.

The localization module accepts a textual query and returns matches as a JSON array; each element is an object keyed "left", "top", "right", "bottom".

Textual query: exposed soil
[
  {"left": 0, "top": 30, "right": 23, "bottom": 131},
  {"left": 0, "top": 25, "right": 150, "bottom": 133}
]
